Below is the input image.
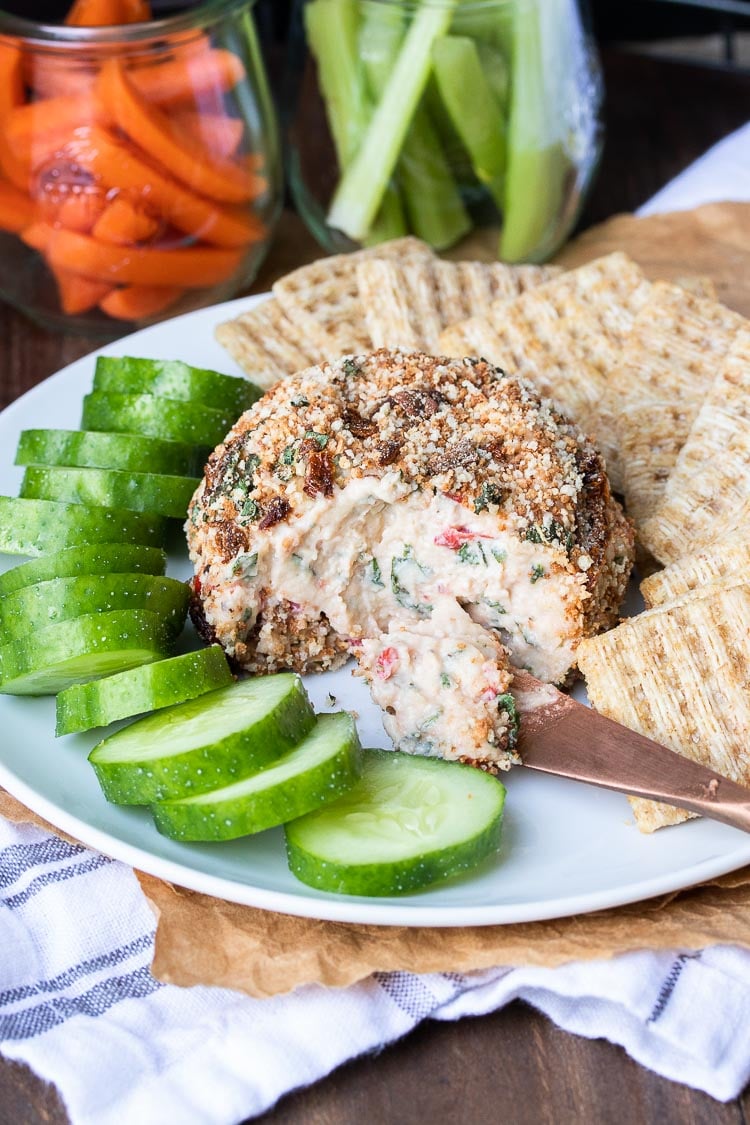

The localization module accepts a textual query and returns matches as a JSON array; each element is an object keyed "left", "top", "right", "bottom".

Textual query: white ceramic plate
[{"left": 1, "top": 297, "right": 749, "bottom": 927}]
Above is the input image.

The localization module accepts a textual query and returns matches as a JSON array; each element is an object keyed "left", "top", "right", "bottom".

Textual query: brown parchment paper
[
  {"left": 4, "top": 785, "right": 750, "bottom": 999},
  {"left": 4, "top": 202, "right": 750, "bottom": 999}
]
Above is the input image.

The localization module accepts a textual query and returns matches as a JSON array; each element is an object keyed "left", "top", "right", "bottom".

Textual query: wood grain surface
[{"left": 1, "top": 47, "right": 750, "bottom": 1125}]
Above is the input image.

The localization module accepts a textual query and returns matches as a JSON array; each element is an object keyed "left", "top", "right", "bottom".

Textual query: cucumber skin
[
  {"left": 0, "top": 496, "right": 166, "bottom": 556},
  {"left": 21, "top": 466, "right": 200, "bottom": 520},
  {"left": 284, "top": 750, "right": 506, "bottom": 897},
  {"left": 89, "top": 674, "right": 316, "bottom": 805},
  {"left": 151, "top": 713, "right": 362, "bottom": 841},
  {"left": 0, "top": 573, "right": 189, "bottom": 641},
  {"left": 94, "top": 357, "right": 262, "bottom": 416},
  {"left": 0, "top": 609, "right": 174, "bottom": 696},
  {"left": 82, "top": 391, "right": 234, "bottom": 449},
  {"left": 56, "top": 645, "right": 233, "bottom": 736},
  {"left": 0, "top": 545, "right": 167, "bottom": 598},
  {"left": 15, "top": 429, "right": 206, "bottom": 478}
]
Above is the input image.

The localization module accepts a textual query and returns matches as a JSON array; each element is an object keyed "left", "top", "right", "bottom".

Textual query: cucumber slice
[
  {"left": 82, "top": 391, "right": 235, "bottom": 448},
  {"left": 15, "top": 429, "right": 205, "bottom": 477},
  {"left": 0, "top": 496, "right": 166, "bottom": 557},
  {"left": 89, "top": 674, "right": 315, "bottom": 805},
  {"left": 152, "top": 712, "right": 361, "bottom": 841},
  {"left": 0, "top": 573, "right": 189, "bottom": 641},
  {"left": 94, "top": 357, "right": 261, "bottom": 416},
  {"left": 0, "top": 609, "right": 174, "bottom": 695},
  {"left": 0, "top": 544, "right": 167, "bottom": 598},
  {"left": 56, "top": 645, "right": 233, "bottom": 736},
  {"left": 285, "top": 749, "right": 506, "bottom": 896},
  {"left": 21, "top": 466, "right": 199, "bottom": 520}
]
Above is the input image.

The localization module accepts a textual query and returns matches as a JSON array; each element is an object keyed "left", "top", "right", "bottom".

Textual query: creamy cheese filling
[{"left": 211, "top": 474, "right": 588, "bottom": 686}]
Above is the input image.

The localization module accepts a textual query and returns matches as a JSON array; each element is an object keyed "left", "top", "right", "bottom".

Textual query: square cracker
[
  {"left": 576, "top": 583, "right": 750, "bottom": 832},
  {"left": 272, "top": 237, "right": 434, "bottom": 358},
  {"left": 640, "top": 329, "right": 750, "bottom": 564},
  {"left": 439, "top": 253, "right": 652, "bottom": 486},
  {"left": 215, "top": 298, "right": 319, "bottom": 391},
  {"left": 357, "top": 258, "right": 559, "bottom": 353},
  {"left": 641, "top": 530, "right": 750, "bottom": 607},
  {"left": 608, "top": 282, "right": 747, "bottom": 528}
]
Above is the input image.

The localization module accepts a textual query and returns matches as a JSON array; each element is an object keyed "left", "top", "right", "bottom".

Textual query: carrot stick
[
  {"left": 131, "top": 49, "right": 245, "bottom": 109},
  {"left": 92, "top": 196, "right": 160, "bottom": 244},
  {"left": 0, "top": 181, "right": 35, "bottom": 232},
  {"left": 6, "top": 96, "right": 106, "bottom": 154},
  {"left": 173, "top": 110, "right": 244, "bottom": 160},
  {"left": 56, "top": 191, "right": 107, "bottom": 233},
  {"left": 46, "top": 228, "right": 243, "bottom": 287},
  {"left": 97, "top": 60, "right": 260, "bottom": 204},
  {"left": 64, "top": 125, "right": 264, "bottom": 248},
  {"left": 24, "top": 56, "right": 97, "bottom": 101},
  {"left": 100, "top": 284, "right": 182, "bottom": 320},
  {"left": 20, "top": 222, "right": 55, "bottom": 252},
  {"left": 50, "top": 264, "right": 113, "bottom": 314},
  {"left": 65, "top": 0, "right": 151, "bottom": 26},
  {"left": 0, "top": 45, "right": 29, "bottom": 192}
]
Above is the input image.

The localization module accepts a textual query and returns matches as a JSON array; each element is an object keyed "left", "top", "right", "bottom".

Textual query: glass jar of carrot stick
[
  {"left": 289, "top": 0, "right": 602, "bottom": 262},
  {"left": 0, "top": 0, "right": 281, "bottom": 332}
]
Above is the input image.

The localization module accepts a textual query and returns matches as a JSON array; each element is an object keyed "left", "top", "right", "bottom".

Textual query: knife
[{"left": 512, "top": 669, "right": 750, "bottom": 834}]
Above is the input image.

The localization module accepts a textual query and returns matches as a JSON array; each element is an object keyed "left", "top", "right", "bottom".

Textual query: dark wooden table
[{"left": 2, "top": 47, "right": 750, "bottom": 1125}]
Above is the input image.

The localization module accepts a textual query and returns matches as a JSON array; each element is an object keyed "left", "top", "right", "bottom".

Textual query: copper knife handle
[{"left": 512, "top": 670, "right": 750, "bottom": 835}]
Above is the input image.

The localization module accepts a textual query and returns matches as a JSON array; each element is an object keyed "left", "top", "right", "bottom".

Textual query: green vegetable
[
  {"left": 432, "top": 35, "right": 506, "bottom": 210},
  {"left": 359, "top": 0, "right": 470, "bottom": 249},
  {"left": 327, "top": 0, "right": 457, "bottom": 242},
  {"left": 500, "top": 0, "right": 570, "bottom": 262},
  {"left": 89, "top": 674, "right": 315, "bottom": 805},
  {"left": 530, "top": 563, "right": 545, "bottom": 583},
  {"left": 82, "top": 392, "right": 233, "bottom": 449},
  {"left": 306, "top": 0, "right": 405, "bottom": 242},
  {"left": 0, "top": 573, "right": 189, "bottom": 641},
  {"left": 56, "top": 645, "right": 233, "bottom": 736},
  {"left": 152, "top": 712, "right": 362, "bottom": 841},
  {"left": 20, "top": 466, "right": 199, "bottom": 520},
  {"left": 0, "top": 544, "right": 167, "bottom": 598},
  {"left": 285, "top": 748, "right": 506, "bottom": 896},
  {"left": 93, "top": 357, "right": 261, "bottom": 416},
  {"left": 0, "top": 610, "right": 174, "bottom": 696},
  {"left": 0, "top": 496, "right": 166, "bottom": 556},
  {"left": 15, "top": 429, "right": 204, "bottom": 477},
  {"left": 391, "top": 546, "right": 432, "bottom": 616}
]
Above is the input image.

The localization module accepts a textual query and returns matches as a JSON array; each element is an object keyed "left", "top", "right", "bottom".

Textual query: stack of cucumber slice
[
  {"left": 0, "top": 355, "right": 260, "bottom": 695},
  {"left": 0, "top": 353, "right": 509, "bottom": 897}
]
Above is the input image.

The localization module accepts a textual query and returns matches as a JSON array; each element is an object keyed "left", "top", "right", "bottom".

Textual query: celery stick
[
  {"left": 306, "top": 0, "right": 404, "bottom": 243},
  {"left": 432, "top": 36, "right": 506, "bottom": 211},
  {"left": 399, "top": 106, "right": 471, "bottom": 249},
  {"left": 499, "top": 0, "right": 569, "bottom": 262},
  {"left": 327, "top": 0, "right": 457, "bottom": 242},
  {"left": 359, "top": 0, "right": 470, "bottom": 250}
]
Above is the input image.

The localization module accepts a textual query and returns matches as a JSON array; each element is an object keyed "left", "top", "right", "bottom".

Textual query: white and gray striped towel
[
  {"left": 3, "top": 120, "right": 750, "bottom": 1125},
  {"left": 2, "top": 815, "right": 750, "bottom": 1124}
]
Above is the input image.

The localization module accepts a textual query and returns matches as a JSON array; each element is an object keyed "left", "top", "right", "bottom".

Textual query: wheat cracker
[
  {"left": 577, "top": 584, "right": 750, "bottom": 832},
  {"left": 358, "top": 258, "right": 559, "bottom": 352},
  {"left": 272, "top": 237, "right": 433, "bottom": 358},
  {"left": 215, "top": 298, "right": 319, "bottom": 390},
  {"left": 641, "top": 531, "right": 750, "bottom": 607},
  {"left": 640, "top": 329, "right": 750, "bottom": 563}
]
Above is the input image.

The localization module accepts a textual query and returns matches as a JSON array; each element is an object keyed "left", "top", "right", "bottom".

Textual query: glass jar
[
  {"left": 288, "top": 0, "right": 602, "bottom": 262},
  {"left": 0, "top": 0, "right": 281, "bottom": 334}
]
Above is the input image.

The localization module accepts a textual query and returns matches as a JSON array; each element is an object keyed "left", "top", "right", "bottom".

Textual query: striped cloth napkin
[
  {"left": 3, "top": 120, "right": 750, "bottom": 1123},
  {"left": 3, "top": 816, "right": 750, "bottom": 1124}
]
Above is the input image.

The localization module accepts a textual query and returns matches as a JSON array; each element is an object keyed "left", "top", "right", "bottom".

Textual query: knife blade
[{"left": 512, "top": 669, "right": 750, "bottom": 834}]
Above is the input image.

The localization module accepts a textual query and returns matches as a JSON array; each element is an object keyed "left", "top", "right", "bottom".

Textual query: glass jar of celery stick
[{"left": 288, "top": 0, "right": 603, "bottom": 262}]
